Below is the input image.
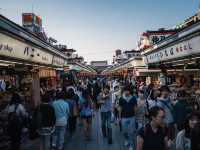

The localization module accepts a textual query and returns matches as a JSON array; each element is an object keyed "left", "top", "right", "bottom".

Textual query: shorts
[{"left": 81, "top": 116, "right": 92, "bottom": 123}]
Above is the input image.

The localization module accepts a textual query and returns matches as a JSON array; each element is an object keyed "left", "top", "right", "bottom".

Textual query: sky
[{"left": 0, "top": 0, "right": 200, "bottom": 64}]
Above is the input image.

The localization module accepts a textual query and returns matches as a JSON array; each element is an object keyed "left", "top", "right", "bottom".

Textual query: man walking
[
  {"left": 36, "top": 93, "right": 56, "bottom": 150},
  {"left": 119, "top": 86, "right": 137, "bottom": 150},
  {"left": 98, "top": 85, "right": 113, "bottom": 144},
  {"left": 52, "top": 91, "right": 70, "bottom": 150}
]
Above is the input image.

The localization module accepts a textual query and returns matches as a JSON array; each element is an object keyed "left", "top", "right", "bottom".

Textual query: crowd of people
[{"left": 4, "top": 77, "right": 200, "bottom": 150}]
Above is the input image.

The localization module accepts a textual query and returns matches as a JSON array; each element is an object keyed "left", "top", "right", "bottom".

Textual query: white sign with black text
[
  {"left": 145, "top": 35, "right": 200, "bottom": 64},
  {"left": 0, "top": 33, "right": 53, "bottom": 65},
  {"left": 52, "top": 55, "right": 65, "bottom": 67}
]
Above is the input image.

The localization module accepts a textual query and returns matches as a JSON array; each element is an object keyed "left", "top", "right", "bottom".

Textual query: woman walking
[
  {"left": 80, "top": 90, "right": 94, "bottom": 140},
  {"left": 136, "top": 90, "right": 148, "bottom": 129},
  {"left": 176, "top": 112, "right": 200, "bottom": 150}
]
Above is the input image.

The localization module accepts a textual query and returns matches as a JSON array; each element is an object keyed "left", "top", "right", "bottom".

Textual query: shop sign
[
  {"left": 0, "top": 33, "right": 53, "bottom": 64},
  {"left": 52, "top": 56, "right": 65, "bottom": 67},
  {"left": 149, "top": 34, "right": 170, "bottom": 45},
  {"left": 39, "top": 69, "right": 56, "bottom": 78},
  {"left": 145, "top": 36, "right": 200, "bottom": 64},
  {"left": 64, "top": 66, "right": 70, "bottom": 72}
]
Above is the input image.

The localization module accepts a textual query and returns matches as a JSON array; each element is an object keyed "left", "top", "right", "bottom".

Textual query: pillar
[{"left": 31, "top": 72, "right": 40, "bottom": 108}]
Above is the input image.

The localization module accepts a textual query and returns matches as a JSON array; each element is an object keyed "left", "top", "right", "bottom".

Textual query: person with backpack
[
  {"left": 52, "top": 91, "right": 70, "bottom": 150},
  {"left": 80, "top": 90, "right": 94, "bottom": 140},
  {"left": 35, "top": 93, "right": 56, "bottom": 150},
  {"left": 136, "top": 106, "right": 168, "bottom": 150},
  {"left": 118, "top": 86, "right": 137, "bottom": 150},
  {"left": 7, "top": 92, "right": 27, "bottom": 150}
]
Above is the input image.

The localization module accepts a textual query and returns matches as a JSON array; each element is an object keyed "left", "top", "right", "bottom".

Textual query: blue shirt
[{"left": 52, "top": 99, "right": 69, "bottom": 126}]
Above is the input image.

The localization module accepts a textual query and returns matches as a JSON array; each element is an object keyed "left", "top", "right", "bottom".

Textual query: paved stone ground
[
  {"left": 23, "top": 111, "right": 129, "bottom": 150},
  {"left": 64, "top": 111, "right": 127, "bottom": 150}
]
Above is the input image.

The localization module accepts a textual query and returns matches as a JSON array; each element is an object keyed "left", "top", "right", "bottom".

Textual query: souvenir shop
[
  {"left": 0, "top": 15, "right": 67, "bottom": 149},
  {"left": 142, "top": 20, "right": 200, "bottom": 104}
]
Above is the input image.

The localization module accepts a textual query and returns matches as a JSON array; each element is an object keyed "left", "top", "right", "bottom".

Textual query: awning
[{"left": 69, "top": 64, "right": 82, "bottom": 71}]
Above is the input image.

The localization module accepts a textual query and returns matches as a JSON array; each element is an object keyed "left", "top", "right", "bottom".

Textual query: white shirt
[{"left": 176, "top": 130, "right": 191, "bottom": 150}]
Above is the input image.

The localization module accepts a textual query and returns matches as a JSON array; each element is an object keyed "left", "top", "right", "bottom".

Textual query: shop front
[
  {"left": 0, "top": 15, "right": 68, "bottom": 109},
  {"left": 142, "top": 20, "right": 200, "bottom": 104},
  {"left": 0, "top": 32, "right": 54, "bottom": 108},
  {"left": 0, "top": 14, "right": 71, "bottom": 150}
]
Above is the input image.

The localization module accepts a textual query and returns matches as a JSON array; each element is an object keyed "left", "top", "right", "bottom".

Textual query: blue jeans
[
  {"left": 52, "top": 126, "right": 66, "bottom": 150},
  {"left": 121, "top": 117, "right": 136, "bottom": 147},
  {"left": 137, "top": 122, "right": 144, "bottom": 130},
  {"left": 101, "top": 111, "right": 112, "bottom": 140},
  {"left": 38, "top": 128, "right": 54, "bottom": 150}
]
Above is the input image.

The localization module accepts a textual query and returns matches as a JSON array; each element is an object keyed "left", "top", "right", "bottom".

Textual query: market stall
[{"left": 142, "top": 19, "right": 200, "bottom": 106}]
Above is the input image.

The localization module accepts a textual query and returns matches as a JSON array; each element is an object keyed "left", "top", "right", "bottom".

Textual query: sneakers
[
  {"left": 128, "top": 146, "right": 133, "bottom": 150},
  {"left": 108, "top": 138, "right": 113, "bottom": 144}
]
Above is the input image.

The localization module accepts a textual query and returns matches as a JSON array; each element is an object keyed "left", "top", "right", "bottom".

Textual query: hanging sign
[{"left": 52, "top": 55, "right": 65, "bottom": 67}]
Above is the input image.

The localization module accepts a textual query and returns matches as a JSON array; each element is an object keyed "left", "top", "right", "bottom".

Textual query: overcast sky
[{"left": 1, "top": 0, "right": 199, "bottom": 64}]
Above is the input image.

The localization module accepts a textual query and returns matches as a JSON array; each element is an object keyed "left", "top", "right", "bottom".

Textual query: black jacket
[{"left": 36, "top": 103, "right": 56, "bottom": 128}]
